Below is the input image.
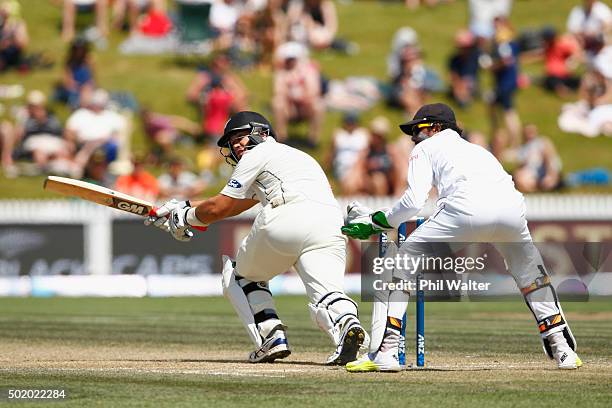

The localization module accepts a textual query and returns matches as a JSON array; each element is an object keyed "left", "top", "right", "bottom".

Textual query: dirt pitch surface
[
  {"left": 1, "top": 297, "right": 611, "bottom": 407},
  {"left": 5, "top": 342, "right": 612, "bottom": 376}
]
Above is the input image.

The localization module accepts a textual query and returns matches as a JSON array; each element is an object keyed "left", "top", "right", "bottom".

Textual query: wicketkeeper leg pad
[
  {"left": 308, "top": 291, "right": 359, "bottom": 345},
  {"left": 521, "top": 273, "right": 577, "bottom": 359},
  {"left": 369, "top": 286, "right": 409, "bottom": 353},
  {"left": 221, "top": 255, "right": 283, "bottom": 348}
]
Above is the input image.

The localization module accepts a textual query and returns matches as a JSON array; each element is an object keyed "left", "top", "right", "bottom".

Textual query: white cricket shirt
[
  {"left": 386, "top": 129, "right": 520, "bottom": 228},
  {"left": 220, "top": 138, "right": 338, "bottom": 208}
]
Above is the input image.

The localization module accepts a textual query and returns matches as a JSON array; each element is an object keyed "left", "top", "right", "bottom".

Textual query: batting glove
[
  {"left": 168, "top": 204, "right": 194, "bottom": 242},
  {"left": 145, "top": 199, "right": 194, "bottom": 242}
]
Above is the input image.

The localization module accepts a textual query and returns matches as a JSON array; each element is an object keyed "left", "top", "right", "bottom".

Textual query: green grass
[
  {"left": 1, "top": 296, "right": 611, "bottom": 407},
  {"left": 1, "top": 0, "right": 611, "bottom": 198}
]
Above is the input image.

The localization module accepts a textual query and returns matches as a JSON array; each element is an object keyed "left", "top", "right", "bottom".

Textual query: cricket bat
[{"left": 43, "top": 176, "right": 206, "bottom": 230}]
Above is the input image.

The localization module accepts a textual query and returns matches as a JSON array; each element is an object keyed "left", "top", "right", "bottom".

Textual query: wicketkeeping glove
[{"left": 341, "top": 200, "right": 393, "bottom": 240}]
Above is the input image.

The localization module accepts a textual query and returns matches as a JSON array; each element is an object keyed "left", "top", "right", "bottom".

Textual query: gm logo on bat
[{"left": 116, "top": 200, "right": 147, "bottom": 215}]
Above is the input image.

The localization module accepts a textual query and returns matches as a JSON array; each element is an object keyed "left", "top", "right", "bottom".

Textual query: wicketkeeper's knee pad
[
  {"left": 308, "top": 292, "right": 359, "bottom": 345},
  {"left": 521, "top": 273, "right": 577, "bottom": 358},
  {"left": 221, "top": 255, "right": 283, "bottom": 347}
]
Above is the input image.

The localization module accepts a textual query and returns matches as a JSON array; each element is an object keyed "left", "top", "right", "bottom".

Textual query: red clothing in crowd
[
  {"left": 545, "top": 35, "right": 579, "bottom": 78},
  {"left": 203, "top": 87, "right": 234, "bottom": 137},
  {"left": 115, "top": 171, "right": 159, "bottom": 203}
]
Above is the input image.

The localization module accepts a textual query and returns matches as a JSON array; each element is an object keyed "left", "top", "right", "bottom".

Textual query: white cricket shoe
[
  {"left": 345, "top": 349, "right": 401, "bottom": 372},
  {"left": 325, "top": 318, "right": 369, "bottom": 365},
  {"left": 548, "top": 332, "right": 583, "bottom": 369},
  {"left": 554, "top": 346, "right": 583, "bottom": 370},
  {"left": 248, "top": 325, "right": 291, "bottom": 363}
]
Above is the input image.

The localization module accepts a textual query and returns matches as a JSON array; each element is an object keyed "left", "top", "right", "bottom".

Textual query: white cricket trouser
[
  {"left": 401, "top": 192, "right": 563, "bottom": 329},
  {"left": 235, "top": 197, "right": 347, "bottom": 304},
  {"left": 407, "top": 193, "right": 541, "bottom": 288}
]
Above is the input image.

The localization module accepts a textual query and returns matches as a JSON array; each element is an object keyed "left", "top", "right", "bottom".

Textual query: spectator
[
  {"left": 388, "top": 46, "right": 441, "bottom": 117},
  {"left": 112, "top": 0, "right": 168, "bottom": 35},
  {"left": 272, "top": 41, "right": 324, "bottom": 146},
  {"left": 141, "top": 108, "right": 201, "bottom": 161},
  {"left": 488, "top": 16, "right": 522, "bottom": 157},
  {"left": 157, "top": 157, "right": 206, "bottom": 201},
  {"left": 62, "top": 0, "right": 109, "bottom": 42},
  {"left": 329, "top": 112, "right": 369, "bottom": 195},
  {"left": 567, "top": 0, "right": 612, "bottom": 56},
  {"left": 202, "top": 77, "right": 234, "bottom": 140},
  {"left": 45, "top": 137, "right": 107, "bottom": 179},
  {"left": 0, "top": 90, "right": 66, "bottom": 175},
  {"left": 55, "top": 38, "right": 96, "bottom": 108},
  {"left": 81, "top": 148, "right": 114, "bottom": 186},
  {"left": 291, "top": 0, "right": 357, "bottom": 54},
  {"left": 135, "top": 1, "right": 171, "bottom": 38},
  {"left": 468, "top": 0, "right": 512, "bottom": 40},
  {"left": 64, "top": 89, "right": 126, "bottom": 163},
  {"left": 251, "top": 0, "right": 288, "bottom": 66},
  {"left": 448, "top": 29, "right": 480, "bottom": 108},
  {"left": 299, "top": 0, "right": 336, "bottom": 50},
  {"left": 209, "top": 0, "right": 241, "bottom": 49},
  {"left": 359, "top": 116, "right": 396, "bottom": 196},
  {"left": 513, "top": 124, "right": 563, "bottom": 193},
  {"left": 541, "top": 26, "right": 581, "bottom": 97},
  {"left": 387, "top": 26, "right": 419, "bottom": 79},
  {"left": 115, "top": 154, "right": 159, "bottom": 202},
  {"left": 186, "top": 53, "right": 248, "bottom": 117},
  {"left": 558, "top": 37, "right": 612, "bottom": 137},
  {"left": 0, "top": 0, "right": 28, "bottom": 72},
  {"left": 277, "top": 0, "right": 304, "bottom": 42},
  {"left": 227, "top": 15, "right": 258, "bottom": 68}
]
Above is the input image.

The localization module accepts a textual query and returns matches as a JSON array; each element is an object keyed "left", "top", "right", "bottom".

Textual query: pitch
[{"left": 1, "top": 296, "right": 611, "bottom": 407}]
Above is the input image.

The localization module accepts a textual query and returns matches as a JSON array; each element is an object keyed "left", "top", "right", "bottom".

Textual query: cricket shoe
[
  {"left": 325, "top": 318, "right": 369, "bottom": 365},
  {"left": 548, "top": 331, "right": 583, "bottom": 369},
  {"left": 248, "top": 325, "right": 291, "bottom": 363},
  {"left": 553, "top": 346, "right": 583, "bottom": 370},
  {"left": 345, "top": 349, "right": 401, "bottom": 373}
]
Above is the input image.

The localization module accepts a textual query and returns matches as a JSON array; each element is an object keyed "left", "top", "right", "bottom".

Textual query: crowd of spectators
[
  {"left": 0, "top": 0, "right": 610, "bottom": 202},
  {"left": 557, "top": 0, "right": 612, "bottom": 139}
]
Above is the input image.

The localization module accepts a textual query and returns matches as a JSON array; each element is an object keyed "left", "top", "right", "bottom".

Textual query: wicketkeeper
[
  {"left": 342, "top": 103, "right": 581, "bottom": 371},
  {"left": 146, "top": 111, "right": 367, "bottom": 365}
]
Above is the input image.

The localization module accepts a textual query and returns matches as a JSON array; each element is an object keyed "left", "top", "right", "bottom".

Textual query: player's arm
[
  {"left": 149, "top": 147, "right": 264, "bottom": 240},
  {"left": 385, "top": 147, "right": 433, "bottom": 228},
  {"left": 146, "top": 195, "right": 258, "bottom": 242},
  {"left": 189, "top": 194, "right": 258, "bottom": 224},
  {"left": 342, "top": 148, "right": 432, "bottom": 239}
]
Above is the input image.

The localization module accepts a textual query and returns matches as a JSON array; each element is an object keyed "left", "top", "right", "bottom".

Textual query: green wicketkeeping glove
[{"left": 341, "top": 201, "right": 393, "bottom": 240}]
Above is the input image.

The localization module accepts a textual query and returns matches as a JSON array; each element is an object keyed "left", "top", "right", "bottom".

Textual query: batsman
[
  {"left": 342, "top": 103, "right": 581, "bottom": 372},
  {"left": 146, "top": 111, "right": 367, "bottom": 365}
]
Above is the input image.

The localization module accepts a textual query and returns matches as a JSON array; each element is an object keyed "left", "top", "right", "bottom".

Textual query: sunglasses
[{"left": 412, "top": 122, "right": 433, "bottom": 137}]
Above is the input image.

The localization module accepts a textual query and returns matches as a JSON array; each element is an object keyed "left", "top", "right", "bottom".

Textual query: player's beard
[{"left": 411, "top": 131, "right": 429, "bottom": 144}]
